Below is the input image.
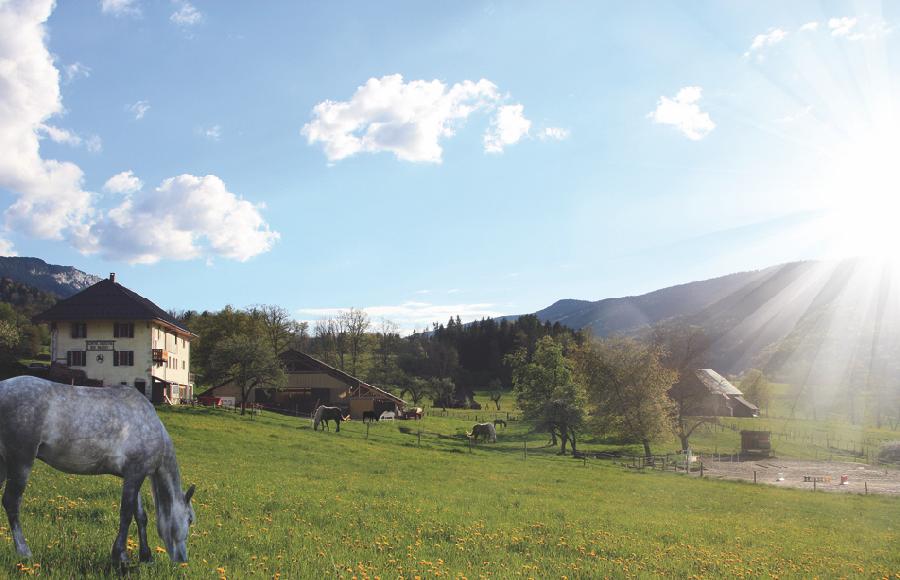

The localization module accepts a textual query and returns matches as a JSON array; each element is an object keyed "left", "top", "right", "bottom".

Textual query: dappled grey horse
[
  {"left": 0, "top": 376, "right": 195, "bottom": 564},
  {"left": 467, "top": 422, "right": 497, "bottom": 443}
]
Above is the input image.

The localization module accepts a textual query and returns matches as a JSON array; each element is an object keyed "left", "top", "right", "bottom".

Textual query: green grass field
[{"left": 1, "top": 406, "right": 898, "bottom": 578}]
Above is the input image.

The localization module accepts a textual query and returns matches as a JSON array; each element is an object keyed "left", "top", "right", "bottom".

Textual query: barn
[
  {"left": 680, "top": 368, "right": 759, "bottom": 418},
  {"left": 202, "top": 349, "right": 406, "bottom": 419}
]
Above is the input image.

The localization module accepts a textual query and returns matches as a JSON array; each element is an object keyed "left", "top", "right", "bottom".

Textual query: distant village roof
[
  {"left": 695, "top": 369, "right": 743, "bottom": 396},
  {"left": 33, "top": 274, "right": 192, "bottom": 336}
]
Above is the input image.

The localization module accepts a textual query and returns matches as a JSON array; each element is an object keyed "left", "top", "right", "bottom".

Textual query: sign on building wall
[{"left": 86, "top": 340, "right": 115, "bottom": 351}]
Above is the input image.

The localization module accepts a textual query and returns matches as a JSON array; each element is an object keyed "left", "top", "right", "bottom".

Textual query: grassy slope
[{"left": 1, "top": 407, "right": 898, "bottom": 578}]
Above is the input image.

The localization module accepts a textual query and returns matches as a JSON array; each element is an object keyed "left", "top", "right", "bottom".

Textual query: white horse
[
  {"left": 467, "top": 422, "right": 497, "bottom": 443},
  {"left": 0, "top": 376, "right": 195, "bottom": 564}
]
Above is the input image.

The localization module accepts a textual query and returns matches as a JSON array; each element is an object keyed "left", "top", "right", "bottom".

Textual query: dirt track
[{"left": 701, "top": 458, "right": 900, "bottom": 495}]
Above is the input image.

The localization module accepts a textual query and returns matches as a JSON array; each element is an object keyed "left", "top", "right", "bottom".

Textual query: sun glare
[{"left": 818, "top": 124, "right": 900, "bottom": 262}]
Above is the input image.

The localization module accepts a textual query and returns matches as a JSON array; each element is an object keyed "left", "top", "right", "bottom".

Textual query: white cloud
[
  {"left": 776, "top": 105, "right": 813, "bottom": 124},
  {"left": 647, "top": 86, "right": 715, "bottom": 141},
  {"left": 744, "top": 27, "right": 788, "bottom": 57},
  {"left": 128, "top": 100, "right": 150, "bottom": 120},
  {"left": 538, "top": 126, "right": 570, "bottom": 141},
  {"left": 297, "top": 301, "right": 503, "bottom": 335},
  {"left": 90, "top": 174, "right": 279, "bottom": 264},
  {"left": 0, "top": 0, "right": 94, "bottom": 243},
  {"left": 39, "top": 124, "right": 82, "bottom": 147},
  {"left": 0, "top": 238, "right": 16, "bottom": 256},
  {"left": 85, "top": 135, "right": 103, "bottom": 153},
  {"left": 799, "top": 21, "right": 819, "bottom": 32},
  {"left": 103, "top": 170, "right": 143, "bottom": 194},
  {"left": 100, "top": 0, "right": 140, "bottom": 17},
  {"left": 0, "top": 2, "right": 277, "bottom": 266},
  {"left": 828, "top": 16, "right": 858, "bottom": 37},
  {"left": 203, "top": 124, "right": 222, "bottom": 141},
  {"left": 63, "top": 62, "right": 91, "bottom": 83},
  {"left": 302, "top": 74, "right": 538, "bottom": 163},
  {"left": 484, "top": 104, "right": 531, "bottom": 153},
  {"left": 170, "top": 1, "right": 202, "bottom": 27}
]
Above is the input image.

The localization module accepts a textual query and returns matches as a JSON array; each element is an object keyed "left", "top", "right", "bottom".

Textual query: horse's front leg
[
  {"left": 2, "top": 461, "right": 34, "bottom": 558},
  {"left": 111, "top": 477, "right": 142, "bottom": 564},
  {"left": 134, "top": 491, "right": 152, "bottom": 563}
]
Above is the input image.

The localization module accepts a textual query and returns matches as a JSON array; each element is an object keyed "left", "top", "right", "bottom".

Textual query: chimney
[{"left": 109, "top": 273, "right": 116, "bottom": 283}]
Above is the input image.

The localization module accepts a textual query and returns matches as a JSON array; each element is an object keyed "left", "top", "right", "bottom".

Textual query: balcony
[{"left": 152, "top": 349, "right": 168, "bottom": 364}]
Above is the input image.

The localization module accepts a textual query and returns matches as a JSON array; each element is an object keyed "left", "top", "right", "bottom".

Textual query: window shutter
[
  {"left": 113, "top": 324, "right": 119, "bottom": 338},
  {"left": 67, "top": 351, "right": 72, "bottom": 366},
  {"left": 128, "top": 351, "right": 134, "bottom": 366},
  {"left": 113, "top": 351, "right": 119, "bottom": 366}
]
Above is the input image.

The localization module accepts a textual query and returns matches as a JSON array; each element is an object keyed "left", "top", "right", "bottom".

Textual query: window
[
  {"left": 71, "top": 322, "right": 87, "bottom": 338},
  {"left": 113, "top": 351, "right": 134, "bottom": 367},
  {"left": 182, "top": 360, "right": 186, "bottom": 370},
  {"left": 67, "top": 351, "right": 86, "bottom": 366},
  {"left": 113, "top": 323, "right": 134, "bottom": 338}
]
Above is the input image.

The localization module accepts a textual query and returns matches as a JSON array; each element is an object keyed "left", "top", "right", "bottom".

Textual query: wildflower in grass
[{"left": 155, "top": 546, "right": 167, "bottom": 553}]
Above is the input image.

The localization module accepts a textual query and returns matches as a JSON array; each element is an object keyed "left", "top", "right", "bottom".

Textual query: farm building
[
  {"left": 202, "top": 349, "right": 406, "bottom": 418},
  {"left": 680, "top": 368, "right": 759, "bottom": 417},
  {"left": 32, "top": 273, "right": 195, "bottom": 404}
]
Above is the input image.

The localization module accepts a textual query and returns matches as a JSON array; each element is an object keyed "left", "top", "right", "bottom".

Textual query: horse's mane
[{"left": 312, "top": 405, "right": 324, "bottom": 429}]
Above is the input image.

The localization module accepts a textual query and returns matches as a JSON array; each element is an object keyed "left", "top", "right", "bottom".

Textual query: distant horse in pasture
[
  {"left": 362, "top": 410, "right": 379, "bottom": 423},
  {"left": 467, "top": 422, "right": 497, "bottom": 443},
  {"left": 493, "top": 418, "right": 507, "bottom": 429},
  {"left": 313, "top": 405, "right": 349, "bottom": 432},
  {"left": 379, "top": 411, "right": 396, "bottom": 421},
  {"left": 0, "top": 376, "right": 195, "bottom": 564}
]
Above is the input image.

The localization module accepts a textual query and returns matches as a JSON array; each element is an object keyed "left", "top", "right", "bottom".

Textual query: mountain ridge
[{"left": 0, "top": 257, "right": 101, "bottom": 298}]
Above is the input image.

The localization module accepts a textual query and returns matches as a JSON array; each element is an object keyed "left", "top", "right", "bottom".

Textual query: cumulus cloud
[
  {"left": 170, "top": 1, "right": 202, "bottom": 27},
  {"left": 0, "top": 1, "right": 277, "bottom": 265},
  {"left": 302, "top": 74, "right": 541, "bottom": 163},
  {"left": 91, "top": 174, "right": 279, "bottom": 264},
  {"left": 0, "top": 238, "right": 16, "bottom": 256},
  {"left": 128, "top": 100, "right": 150, "bottom": 120},
  {"left": 538, "top": 126, "right": 570, "bottom": 141},
  {"left": 203, "top": 124, "right": 222, "bottom": 141},
  {"left": 0, "top": 0, "right": 94, "bottom": 243},
  {"left": 100, "top": 0, "right": 140, "bottom": 17},
  {"left": 744, "top": 28, "right": 787, "bottom": 58},
  {"left": 647, "top": 86, "right": 715, "bottom": 141},
  {"left": 484, "top": 104, "right": 531, "bottom": 153},
  {"left": 799, "top": 21, "right": 819, "bottom": 32},
  {"left": 828, "top": 17, "right": 858, "bottom": 37},
  {"left": 63, "top": 62, "right": 91, "bottom": 83},
  {"left": 103, "top": 170, "right": 143, "bottom": 194},
  {"left": 297, "top": 301, "right": 502, "bottom": 335}
]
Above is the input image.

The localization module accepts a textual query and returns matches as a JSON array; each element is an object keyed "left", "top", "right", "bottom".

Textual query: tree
[
  {"left": 652, "top": 323, "right": 715, "bottom": 452},
  {"left": 575, "top": 337, "right": 676, "bottom": 459},
  {"left": 251, "top": 304, "right": 298, "bottom": 358},
  {"left": 339, "top": 308, "right": 370, "bottom": 376},
  {"left": 507, "top": 336, "right": 585, "bottom": 454},
  {"left": 429, "top": 377, "right": 457, "bottom": 409},
  {"left": 206, "top": 335, "right": 286, "bottom": 415},
  {"left": 488, "top": 378, "right": 503, "bottom": 410},
  {"left": 741, "top": 369, "right": 772, "bottom": 416},
  {"left": 400, "top": 376, "right": 429, "bottom": 406}
]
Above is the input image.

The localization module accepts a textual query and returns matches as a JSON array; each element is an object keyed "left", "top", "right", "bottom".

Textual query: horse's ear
[{"left": 185, "top": 484, "right": 195, "bottom": 504}]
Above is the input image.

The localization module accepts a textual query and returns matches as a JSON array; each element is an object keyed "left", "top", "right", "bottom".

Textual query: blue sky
[{"left": 0, "top": 1, "right": 898, "bottom": 331}]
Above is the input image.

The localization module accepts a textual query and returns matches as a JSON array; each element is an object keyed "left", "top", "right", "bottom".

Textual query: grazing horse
[
  {"left": 362, "top": 410, "right": 379, "bottom": 423},
  {"left": 313, "top": 405, "right": 349, "bottom": 432},
  {"left": 493, "top": 418, "right": 507, "bottom": 429},
  {"left": 466, "top": 422, "right": 497, "bottom": 443},
  {"left": 0, "top": 376, "right": 195, "bottom": 564}
]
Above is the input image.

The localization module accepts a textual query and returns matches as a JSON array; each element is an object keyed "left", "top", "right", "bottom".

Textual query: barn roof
[
  {"left": 282, "top": 350, "right": 406, "bottom": 405},
  {"left": 694, "top": 368, "right": 743, "bottom": 396},
  {"left": 32, "top": 276, "right": 193, "bottom": 336}
]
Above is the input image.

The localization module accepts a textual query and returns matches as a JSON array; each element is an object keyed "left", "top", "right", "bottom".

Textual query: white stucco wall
[{"left": 50, "top": 319, "right": 192, "bottom": 400}]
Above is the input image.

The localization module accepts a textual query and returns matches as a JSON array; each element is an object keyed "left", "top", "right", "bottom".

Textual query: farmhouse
[
  {"left": 681, "top": 368, "right": 759, "bottom": 417},
  {"left": 202, "top": 349, "right": 406, "bottom": 418},
  {"left": 33, "top": 274, "right": 194, "bottom": 404}
]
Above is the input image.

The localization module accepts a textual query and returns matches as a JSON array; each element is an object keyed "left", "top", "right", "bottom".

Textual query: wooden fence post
[
  {"left": 417, "top": 430, "right": 421, "bottom": 446},
  {"left": 523, "top": 439, "right": 527, "bottom": 460}
]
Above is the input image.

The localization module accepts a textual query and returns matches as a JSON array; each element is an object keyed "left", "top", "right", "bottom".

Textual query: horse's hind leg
[
  {"left": 2, "top": 460, "right": 34, "bottom": 558},
  {"left": 134, "top": 490, "right": 152, "bottom": 563}
]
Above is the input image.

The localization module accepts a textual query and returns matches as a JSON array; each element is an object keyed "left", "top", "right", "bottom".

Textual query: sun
[{"left": 817, "top": 123, "right": 900, "bottom": 262}]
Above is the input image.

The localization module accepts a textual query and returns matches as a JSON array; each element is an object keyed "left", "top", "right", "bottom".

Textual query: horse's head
[{"left": 157, "top": 484, "right": 195, "bottom": 563}]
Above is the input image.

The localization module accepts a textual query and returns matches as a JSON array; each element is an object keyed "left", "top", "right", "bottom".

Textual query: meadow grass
[{"left": 1, "top": 406, "right": 898, "bottom": 578}]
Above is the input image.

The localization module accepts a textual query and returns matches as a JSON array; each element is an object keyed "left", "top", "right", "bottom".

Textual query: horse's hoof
[
  {"left": 16, "top": 547, "right": 33, "bottom": 559},
  {"left": 139, "top": 552, "right": 153, "bottom": 564}
]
